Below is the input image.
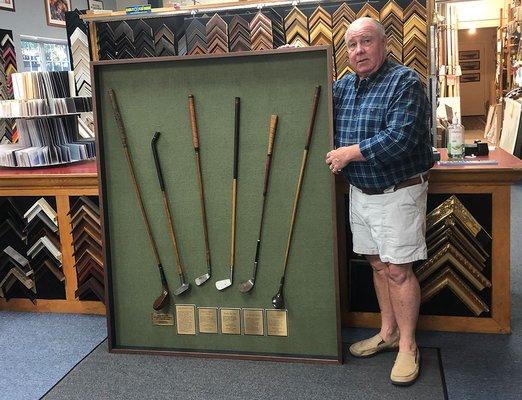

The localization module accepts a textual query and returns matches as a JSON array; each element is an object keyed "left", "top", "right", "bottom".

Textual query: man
[{"left": 325, "top": 17, "right": 433, "bottom": 386}]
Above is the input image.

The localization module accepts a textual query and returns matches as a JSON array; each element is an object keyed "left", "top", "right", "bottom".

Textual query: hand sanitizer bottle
[{"left": 447, "top": 113, "right": 464, "bottom": 159}]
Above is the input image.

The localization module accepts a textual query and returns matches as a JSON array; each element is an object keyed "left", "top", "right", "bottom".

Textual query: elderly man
[{"left": 325, "top": 17, "right": 433, "bottom": 385}]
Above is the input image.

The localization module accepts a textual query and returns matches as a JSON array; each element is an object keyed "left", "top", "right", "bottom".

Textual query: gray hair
[{"left": 345, "top": 17, "right": 386, "bottom": 41}]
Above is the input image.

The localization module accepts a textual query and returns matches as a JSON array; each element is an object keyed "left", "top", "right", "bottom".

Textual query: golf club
[
  {"left": 239, "top": 114, "right": 278, "bottom": 293},
  {"left": 272, "top": 85, "right": 321, "bottom": 309},
  {"left": 215, "top": 97, "right": 240, "bottom": 291},
  {"left": 108, "top": 89, "right": 170, "bottom": 311},
  {"left": 151, "top": 131, "right": 190, "bottom": 296},
  {"left": 188, "top": 94, "right": 212, "bottom": 286}
]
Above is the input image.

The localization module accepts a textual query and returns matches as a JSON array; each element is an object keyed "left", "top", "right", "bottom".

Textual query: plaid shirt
[{"left": 334, "top": 59, "right": 433, "bottom": 190}]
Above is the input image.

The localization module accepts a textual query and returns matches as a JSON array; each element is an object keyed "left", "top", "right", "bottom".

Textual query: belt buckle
[{"left": 383, "top": 185, "right": 396, "bottom": 194}]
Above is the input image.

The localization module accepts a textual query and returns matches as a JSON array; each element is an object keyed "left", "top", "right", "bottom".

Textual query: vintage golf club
[
  {"left": 151, "top": 131, "right": 190, "bottom": 296},
  {"left": 239, "top": 114, "right": 278, "bottom": 293},
  {"left": 272, "top": 85, "right": 321, "bottom": 309},
  {"left": 215, "top": 97, "right": 240, "bottom": 291},
  {"left": 188, "top": 94, "right": 212, "bottom": 286},
  {"left": 108, "top": 89, "right": 170, "bottom": 311}
]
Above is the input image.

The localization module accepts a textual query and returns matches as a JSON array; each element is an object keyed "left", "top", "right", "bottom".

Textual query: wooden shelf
[{"left": 0, "top": 160, "right": 104, "bottom": 315}]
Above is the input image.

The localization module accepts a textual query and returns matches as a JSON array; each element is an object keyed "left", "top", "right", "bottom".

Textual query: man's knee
[
  {"left": 387, "top": 263, "right": 414, "bottom": 285},
  {"left": 365, "top": 255, "right": 388, "bottom": 275}
]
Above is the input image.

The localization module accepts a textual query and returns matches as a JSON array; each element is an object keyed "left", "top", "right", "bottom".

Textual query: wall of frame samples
[{"left": 0, "top": 29, "right": 18, "bottom": 144}]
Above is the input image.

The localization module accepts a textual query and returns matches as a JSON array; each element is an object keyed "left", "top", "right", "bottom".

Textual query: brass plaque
[
  {"left": 198, "top": 307, "right": 218, "bottom": 334},
  {"left": 151, "top": 312, "right": 174, "bottom": 326},
  {"left": 220, "top": 308, "right": 241, "bottom": 335},
  {"left": 175, "top": 304, "right": 196, "bottom": 335},
  {"left": 242, "top": 308, "right": 264, "bottom": 336},
  {"left": 266, "top": 309, "right": 288, "bottom": 337}
]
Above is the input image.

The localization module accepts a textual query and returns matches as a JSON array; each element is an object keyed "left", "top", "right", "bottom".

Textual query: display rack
[{"left": 0, "top": 161, "right": 104, "bottom": 314}]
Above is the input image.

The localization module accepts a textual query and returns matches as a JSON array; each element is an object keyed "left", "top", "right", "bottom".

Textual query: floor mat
[
  {"left": 44, "top": 340, "right": 446, "bottom": 400},
  {"left": 0, "top": 312, "right": 106, "bottom": 400}
]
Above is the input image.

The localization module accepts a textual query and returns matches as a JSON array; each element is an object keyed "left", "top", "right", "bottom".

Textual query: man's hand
[{"left": 325, "top": 145, "right": 364, "bottom": 174}]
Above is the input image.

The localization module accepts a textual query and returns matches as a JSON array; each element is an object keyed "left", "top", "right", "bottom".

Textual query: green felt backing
[{"left": 94, "top": 49, "right": 340, "bottom": 359}]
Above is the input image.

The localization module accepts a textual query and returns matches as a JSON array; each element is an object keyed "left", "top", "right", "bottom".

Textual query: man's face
[{"left": 346, "top": 22, "right": 386, "bottom": 78}]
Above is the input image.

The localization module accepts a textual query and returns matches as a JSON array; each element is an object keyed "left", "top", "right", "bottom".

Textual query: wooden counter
[{"left": 343, "top": 148, "right": 522, "bottom": 334}]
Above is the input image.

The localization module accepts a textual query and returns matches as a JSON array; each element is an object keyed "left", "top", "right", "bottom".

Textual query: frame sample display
[{"left": 93, "top": 47, "right": 341, "bottom": 362}]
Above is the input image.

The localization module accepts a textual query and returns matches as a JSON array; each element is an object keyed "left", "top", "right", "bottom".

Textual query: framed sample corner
[{"left": 0, "top": 0, "right": 15, "bottom": 12}]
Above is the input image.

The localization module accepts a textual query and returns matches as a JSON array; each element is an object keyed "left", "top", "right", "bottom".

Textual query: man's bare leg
[
  {"left": 366, "top": 255, "right": 397, "bottom": 341},
  {"left": 387, "top": 263, "right": 420, "bottom": 354}
]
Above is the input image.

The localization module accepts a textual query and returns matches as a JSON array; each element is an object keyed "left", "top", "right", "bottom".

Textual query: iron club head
[
  {"left": 195, "top": 273, "right": 210, "bottom": 286},
  {"left": 173, "top": 283, "right": 190, "bottom": 296},
  {"left": 215, "top": 278, "right": 232, "bottom": 291},
  {"left": 238, "top": 279, "right": 254, "bottom": 293},
  {"left": 152, "top": 289, "right": 170, "bottom": 311}
]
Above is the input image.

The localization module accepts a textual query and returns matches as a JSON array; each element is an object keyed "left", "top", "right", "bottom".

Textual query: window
[{"left": 21, "top": 38, "right": 70, "bottom": 72}]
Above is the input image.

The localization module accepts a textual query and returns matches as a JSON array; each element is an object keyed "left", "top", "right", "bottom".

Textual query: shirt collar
[{"left": 354, "top": 59, "right": 391, "bottom": 88}]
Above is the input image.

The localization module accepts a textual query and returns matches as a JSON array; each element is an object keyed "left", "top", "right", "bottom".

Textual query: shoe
[
  {"left": 390, "top": 348, "right": 420, "bottom": 386},
  {"left": 348, "top": 331, "right": 399, "bottom": 358}
]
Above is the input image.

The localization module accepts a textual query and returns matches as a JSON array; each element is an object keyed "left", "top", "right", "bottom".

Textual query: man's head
[{"left": 345, "top": 17, "right": 387, "bottom": 78}]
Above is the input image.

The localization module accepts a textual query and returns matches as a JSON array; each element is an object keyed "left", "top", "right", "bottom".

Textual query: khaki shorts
[{"left": 349, "top": 180, "right": 428, "bottom": 264}]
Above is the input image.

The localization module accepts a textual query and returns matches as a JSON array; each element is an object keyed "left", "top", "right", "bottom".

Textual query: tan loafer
[
  {"left": 348, "top": 331, "right": 400, "bottom": 358},
  {"left": 390, "top": 348, "right": 420, "bottom": 386}
]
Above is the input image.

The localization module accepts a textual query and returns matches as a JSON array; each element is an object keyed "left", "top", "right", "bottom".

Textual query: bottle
[{"left": 447, "top": 113, "right": 464, "bottom": 159}]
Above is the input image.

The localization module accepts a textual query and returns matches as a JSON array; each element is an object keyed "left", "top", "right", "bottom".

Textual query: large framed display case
[{"left": 92, "top": 47, "right": 343, "bottom": 362}]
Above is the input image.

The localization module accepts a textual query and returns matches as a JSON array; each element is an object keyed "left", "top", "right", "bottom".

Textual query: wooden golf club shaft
[
  {"left": 250, "top": 115, "right": 278, "bottom": 283},
  {"left": 188, "top": 94, "right": 212, "bottom": 273},
  {"left": 151, "top": 132, "right": 186, "bottom": 282},
  {"left": 280, "top": 85, "right": 321, "bottom": 278},
  {"left": 108, "top": 89, "right": 170, "bottom": 309}
]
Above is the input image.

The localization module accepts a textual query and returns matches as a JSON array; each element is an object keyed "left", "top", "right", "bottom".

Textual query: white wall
[
  {"left": 455, "top": 0, "right": 504, "bottom": 29},
  {"left": 0, "top": 0, "right": 116, "bottom": 70}
]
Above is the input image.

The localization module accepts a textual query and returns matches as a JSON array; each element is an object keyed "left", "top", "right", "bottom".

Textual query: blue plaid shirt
[{"left": 334, "top": 60, "right": 433, "bottom": 190}]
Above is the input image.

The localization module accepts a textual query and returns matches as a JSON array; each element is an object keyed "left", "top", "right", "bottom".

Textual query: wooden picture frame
[
  {"left": 0, "top": 0, "right": 15, "bottom": 12},
  {"left": 88, "top": 0, "right": 104, "bottom": 10},
  {"left": 44, "top": 0, "right": 71, "bottom": 27},
  {"left": 460, "top": 60, "right": 480, "bottom": 71},
  {"left": 461, "top": 73, "right": 480, "bottom": 83},
  {"left": 459, "top": 50, "right": 480, "bottom": 61}
]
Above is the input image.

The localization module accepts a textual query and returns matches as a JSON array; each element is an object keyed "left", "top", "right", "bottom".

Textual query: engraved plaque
[
  {"left": 220, "top": 308, "right": 241, "bottom": 335},
  {"left": 243, "top": 308, "right": 264, "bottom": 335},
  {"left": 266, "top": 309, "right": 288, "bottom": 336},
  {"left": 176, "top": 304, "right": 196, "bottom": 335},
  {"left": 198, "top": 307, "right": 218, "bottom": 334},
  {"left": 151, "top": 312, "right": 174, "bottom": 326}
]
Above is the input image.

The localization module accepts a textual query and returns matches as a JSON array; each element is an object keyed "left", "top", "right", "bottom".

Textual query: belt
[{"left": 358, "top": 172, "right": 430, "bottom": 195}]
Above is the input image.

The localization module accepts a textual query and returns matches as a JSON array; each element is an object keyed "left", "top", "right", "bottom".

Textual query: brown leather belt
[{"left": 359, "top": 172, "right": 430, "bottom": 195}]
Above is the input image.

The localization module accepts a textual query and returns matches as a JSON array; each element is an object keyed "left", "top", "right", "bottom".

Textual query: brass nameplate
[
  {"left": 176, "top": 304, "right": 196, "bottom": 335},
  {"left": 243, "top": 308, "right": 264, "bottom": 336},
  {"left": 151, "top": 312, "right": 174, "bottom": 326},
  {"left": 266, "top": 309, "right": 288, "bottom": 337},
  {"left": 198, "top": 307, "right": 218, "bottom": 334},
  {"left": 220, "top": 308, "right": 241, "bottom": 335}
]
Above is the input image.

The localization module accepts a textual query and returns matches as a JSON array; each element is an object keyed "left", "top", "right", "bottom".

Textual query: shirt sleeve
[
  {"left": 358, "top": 74, "right": 428, "bottom": 168},
  {"left": 333, "top": 80, "right": 342, "bottom": 148}
]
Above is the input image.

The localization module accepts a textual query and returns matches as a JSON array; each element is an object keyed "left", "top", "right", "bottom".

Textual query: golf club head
[
  {"left": 271, "top": 290, "right": 285, "bottom": 309},
  {"left": 195, "top": 273, "right": 210, "bottom": 286},
  {"left": 238, "top": 279, "right": 254, "bottom": 293},
  {"left": 215, "top": 278, "right": 232, "bottom": 291},
  {"left": 174, "top": 283, "right": 190, "bottom": 296},
  {"left": 152, "top": 289, "right": 170, "bottom": 311}
]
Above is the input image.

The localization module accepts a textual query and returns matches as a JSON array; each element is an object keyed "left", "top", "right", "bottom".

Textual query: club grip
[
  {"left": 108, "top": 88, "right": 128, "bottom": 148},
  {"left": 188, "top": 94, "right": 199, "bottom": 150},
  {"left": 151, "top": 131, "right": 165, "bottom": 190},
  {"left": 267, "top": 114, "right": 278, "bottom": 155},
  {"left": 233, "top": 97, "right": 240, "bottom": 179},
  {"left": 304, "top": 86, "right": 321, "bottom": 151}
]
